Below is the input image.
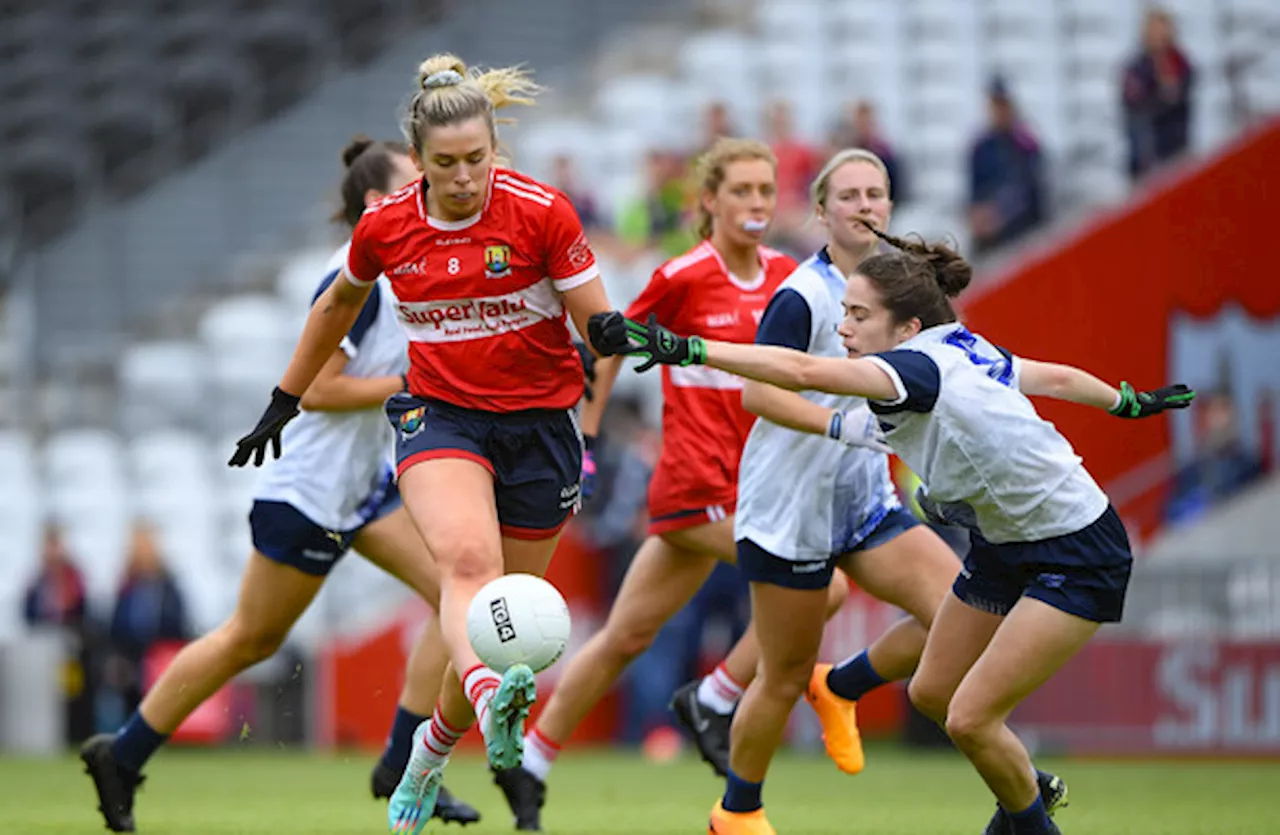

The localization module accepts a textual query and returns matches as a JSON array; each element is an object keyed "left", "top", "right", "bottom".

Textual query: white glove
[{"left": 826, "top": 406, "right": 892, "bottom": 454}]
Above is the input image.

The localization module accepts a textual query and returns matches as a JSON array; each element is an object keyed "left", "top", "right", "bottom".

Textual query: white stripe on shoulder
[
  {"left": 660, "top": 241, "right": 714, "bottom": 278},
  {"left": 496, "top": 172, "right": 554, "bottom": 200},
  {"left": 494, "top": 181, "right": 553, "bottom": 208},
  {"left": 365, "top": 182, "right": 418, "bottom": 214}
]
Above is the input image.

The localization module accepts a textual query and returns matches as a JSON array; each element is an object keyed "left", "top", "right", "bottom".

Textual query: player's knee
[
  {"left": 824, "top": 574, "right": 850, "bottom": 618},
  {"left": 224, "top": 621, "right": 287, "bottom": 667},
  {"left": 761, "top": 652, "right": 818, "bottom": 703},
  {"left": 907, "top": 677, "right": 950, "bottom": 724},
  {"left": 603, "top": 619, "right": 658, "bottom": 663},
  {"left": 440, "top": 540, "right": 500, "bottom": 586},
  {"left": 943, "top": 703, "right": 993, "bottom": 748}
]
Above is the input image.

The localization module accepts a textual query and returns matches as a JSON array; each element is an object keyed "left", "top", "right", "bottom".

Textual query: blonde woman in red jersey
[
  {"left": 229, "top": 54, "right": 614, "bottom": 835},
  {"left": 494, "top": 139, "right": 885, "bottom": 831}
]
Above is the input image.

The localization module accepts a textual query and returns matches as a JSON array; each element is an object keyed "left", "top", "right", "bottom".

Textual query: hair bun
[
  {"left": 928, "top": 248, "right": 972, "bottom": 298},
  {"left": 341, "top": 135, "right": 374, "bottom": 168}
]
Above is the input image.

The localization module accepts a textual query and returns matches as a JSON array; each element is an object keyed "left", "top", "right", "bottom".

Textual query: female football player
[
  {"left": 494, "top": 139, "right": 888, "bottom": 832},
  {"left": 592, "top": 230, "right": 1193, "bottom": 835},
  {"left": 81, "top": 137, "right": 478, "bottom": 832},
  {"left": 229, "top": 54, "right": 614, "bottom": 835}
]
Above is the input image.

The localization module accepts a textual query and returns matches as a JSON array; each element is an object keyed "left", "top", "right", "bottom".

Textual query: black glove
[
  {"left": 1108, "top": 382, "right": 1196, "bottom": 419},
  {"left": 587, "top": 311, "right": 630, "bottom": 357},
  {"left": 228, "top": 387, "right": 300, "bottom": 467},
  {"left": 574, "top": 341, "right": 597, "bottom": 401}
]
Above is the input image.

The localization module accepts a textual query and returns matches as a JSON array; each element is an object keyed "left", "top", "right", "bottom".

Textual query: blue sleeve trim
[
  {"left": 868, "top": 350, "right": 940, "bottom": 414},
  {"left": 755, "top": 288, "right": 812, "bottom": 352},
  {"left": 311, "top": 270, "right": 381, "bottom": 352}
]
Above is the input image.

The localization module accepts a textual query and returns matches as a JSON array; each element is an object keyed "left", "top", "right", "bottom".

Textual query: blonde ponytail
[{"left": 405, "top": 52, "right": 541, "bottom": 151}]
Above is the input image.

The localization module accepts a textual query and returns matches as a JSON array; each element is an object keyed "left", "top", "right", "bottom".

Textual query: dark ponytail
[
  {"left": 334, "top": 135, "right": 411, "bottom": 228},
  {"left": 854, "top": 219, "right": 972, "bottom": 328}
]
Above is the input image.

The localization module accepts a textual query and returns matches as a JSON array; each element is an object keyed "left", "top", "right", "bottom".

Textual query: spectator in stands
[
  {"left": 828, "top": 101, "right": 906, "bottom": 203},
  {"left": 615, "top": 149, "right": 694, "bottom": 259},
  {"left": 764, "top": 100, "right": 820, "bottom": 237},
  {"left": 967, "top": 77, "right": 1047, "bottom": 254},
  {"left": 23, "top": 524, "right": 87, "bottom": 629},
  {"left": 550, "top": 154, "right": 601, "bottom": 231},
  {"left": 700, "top": 101, "right": 736, "bottom": 152},
  {"left": 1164, "top": 391, "right": 1265, "bottom": 525},
  {"left": 107, "top": 522, "right": 190, "bottom": 713},
  {"left": 22, "top": 523, "right": 97, "bottom": 744},
  {"left": 1123, "top": 7, "right": 1195, "bottom": 181}
]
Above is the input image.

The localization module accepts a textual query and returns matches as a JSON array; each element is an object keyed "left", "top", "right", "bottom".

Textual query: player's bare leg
[
  {"left": 942, "top": 597, "right": 1094, "bottom": 832},
  {"left": 718, "top": 581, "right": 827, "bottom": 831},
  {"left": 349, "top": 506, "right": 481, "bottom": 823},
  {"left": 804, "top": 526, "right": 958, "bottom": 773}
]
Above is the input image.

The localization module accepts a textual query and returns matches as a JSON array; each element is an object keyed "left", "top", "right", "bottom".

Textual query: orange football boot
[
  {"left": 804, "top": 662, "right": 865, "bottom": 774},
  {"left": 708, "top": 800, "right": 776, "bottom": 834}
]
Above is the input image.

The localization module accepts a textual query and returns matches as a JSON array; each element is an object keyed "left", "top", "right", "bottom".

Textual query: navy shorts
[
  {"left": 386, "top": 393, "right": 582, "bottom": 539},
  {"left": 249, "top": 481, "right": 402, "bottom": 577},
  {"left": 738, "top": 506, "right": 922, "bottom": 591},
  {"left": 952, "top": 504, "right": 1133, "bottom": 623}
]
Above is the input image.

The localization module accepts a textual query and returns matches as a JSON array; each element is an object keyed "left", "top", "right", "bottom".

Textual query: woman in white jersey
[
  {"left": 81, "top": 137, "right": 479, "bottom": 833},
  {"left": 592, "top": 230, "right": 1193, "bottom": 835}
]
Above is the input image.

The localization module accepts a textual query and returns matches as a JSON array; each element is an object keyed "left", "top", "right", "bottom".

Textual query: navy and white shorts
[
  {"left": 249, "top": 479, "right": 401, "bottom": 577},
  {"left": 738, "top": 506, "right": 922, "bottom": 591},
  {"left": 952, "top": 504, "right": 1133, "bottom": 623},
  {"left": 386, "top": 393, "right": 582, "bottom": 540}
]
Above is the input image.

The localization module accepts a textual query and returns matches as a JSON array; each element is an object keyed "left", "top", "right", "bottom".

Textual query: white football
[{"left": 466, "top": 573, "right": 571, "bottom": 673}]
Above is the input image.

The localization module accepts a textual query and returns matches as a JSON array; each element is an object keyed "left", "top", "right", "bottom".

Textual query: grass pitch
[{"left": 2, "top": 743, "right": 1277, "bottom": 834}]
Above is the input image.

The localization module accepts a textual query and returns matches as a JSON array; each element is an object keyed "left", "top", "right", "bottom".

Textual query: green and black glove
[
  {"left": 586, "top": 312, "right": 706, "bottom": 372},
  {"left": 619, "top": 313, "right": 707, "bottom": 373},
  {"left": 1108, "top": 381, "right": 1196, "bottom": 419}
]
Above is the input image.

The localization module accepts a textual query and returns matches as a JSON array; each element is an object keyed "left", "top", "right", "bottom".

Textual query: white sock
[
  {"left": 463, "top": 664, "right": 502, "bottom": 738},
  {"left": 521, "top": 727, "right": 560, "bottom": 782},
  {"left": 412, "top": 707, "right": 464, "bottom": 772},
  {"left": 696, "top": 663, "right": 745, "bottom": 715}
]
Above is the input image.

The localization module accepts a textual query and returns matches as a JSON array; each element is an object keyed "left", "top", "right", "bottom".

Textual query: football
[{"left": 466, "top": 573, "right": 571, "bottom": 673}]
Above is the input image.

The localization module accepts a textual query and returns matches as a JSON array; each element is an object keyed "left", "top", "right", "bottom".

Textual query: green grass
[{"left": 2, "top": 743, "right": 1278, "bottom": 834}]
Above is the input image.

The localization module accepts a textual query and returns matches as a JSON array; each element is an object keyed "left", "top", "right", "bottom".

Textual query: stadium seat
[
  {"left": 163, "top": 55, "right": 255, "bottom": 162},
  {"left": 236, "top": 11, "right": 329, "bottom": 118},
  {"left": 85, "top": 95, "right": 179, "bottom": 197},
  {"left": 276, "top": 247, "right": 341, "bottom": 311}
]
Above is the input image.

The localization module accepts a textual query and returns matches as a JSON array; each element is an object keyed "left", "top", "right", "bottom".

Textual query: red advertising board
[{"left": 1013, "top": 639, "right": 1280, "bottom": 755}]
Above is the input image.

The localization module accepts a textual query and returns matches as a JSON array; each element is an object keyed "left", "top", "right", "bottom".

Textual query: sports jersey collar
[
  {"left": 419, "top": 169, "right": 495, "bottom": 231},
  {"left": 705, "top": 240, "right": 767, "bottom": 291}
]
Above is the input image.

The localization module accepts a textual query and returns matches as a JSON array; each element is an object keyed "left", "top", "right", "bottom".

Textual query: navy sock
[
  {"left": 379, "top": 707, "right": 428, "bottom": 773},
  {"left": 722, "top": 769, "right": 763, "bottom": 813},
  {"left": 826, "top": 650, "right": 887, "bottom": 702},
  {"left": 1008, "top": 795, "right": 1052, "bottom": 835},
  {"left": 111, "top": 712, "right": 168, "bottom": 774}
]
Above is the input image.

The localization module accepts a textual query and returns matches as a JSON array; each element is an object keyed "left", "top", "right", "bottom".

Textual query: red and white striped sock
[
  {"left": 696, "top": 663, "right": 744, "bottom": 715},
  {"left": 414, "top": 705, "right": 465, "bottom": 772},
  {"left": 463, "top": 664, "right": 502, "bottom": 738},
  {"left": 521, "top": 726, "right": 561, "bottom": 781}
]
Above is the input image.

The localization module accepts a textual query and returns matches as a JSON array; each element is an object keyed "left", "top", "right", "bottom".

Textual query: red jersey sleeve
[
  {"left": 545, "top": 194, "right": 599, "bottom": 292},
  {"left": 625, "top": 264, "right": 688, "bottom": 327},
  {"left": 344, "top": 211, "right": 383, "bottom": 287}
]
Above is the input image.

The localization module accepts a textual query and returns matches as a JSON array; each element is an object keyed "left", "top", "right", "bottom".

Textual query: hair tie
[{"left": 423, "top": 69, "right": 464, "bottom": 90}]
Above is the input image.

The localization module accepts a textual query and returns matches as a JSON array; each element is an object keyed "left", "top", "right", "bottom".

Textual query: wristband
[{"left": 827, "top": 410, "right": 843, "bottom": 441}]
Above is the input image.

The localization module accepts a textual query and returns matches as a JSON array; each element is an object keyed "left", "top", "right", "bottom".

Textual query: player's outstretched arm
[
  {"left": 1019, "top": 359, "right": 1196, "bottom": 418},
  {"left": 589, "top": 312, "right": 898, "bottom": 401},
  {"left": 229, "top": 275, "right": 372, "bottom": 467}
]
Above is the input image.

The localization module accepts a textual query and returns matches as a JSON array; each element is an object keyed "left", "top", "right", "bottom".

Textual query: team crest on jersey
[
  {"left": 484, "top": 245, "right": 512, "bottom": 278},
  {"left": 399, "top": 407, "right": 426, "bottom": 438}
]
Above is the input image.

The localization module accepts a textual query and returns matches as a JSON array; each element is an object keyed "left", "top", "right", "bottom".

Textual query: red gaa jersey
[
  {"left": 345, "top": 167, "right": 599, "bottom": 412},
  {"left": 625, "top": 239, "right": 796, "bottom": 517}
]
